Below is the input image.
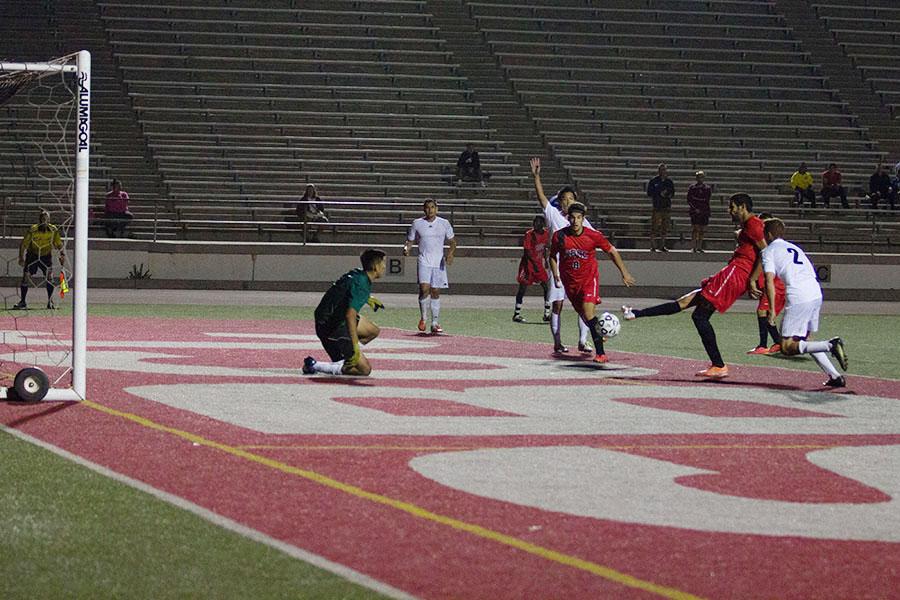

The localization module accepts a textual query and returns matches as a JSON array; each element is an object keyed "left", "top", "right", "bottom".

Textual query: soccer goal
[{"left": 0, "top": 50, "right": 90, "bottom": 401}]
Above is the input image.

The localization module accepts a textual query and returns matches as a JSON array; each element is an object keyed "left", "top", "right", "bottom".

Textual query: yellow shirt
[
  {"left": 21, "top": 223, "right": 63, "bottom": 257},
  {"left": 790, "top": 171, "right": 813, "bottom": 190}
]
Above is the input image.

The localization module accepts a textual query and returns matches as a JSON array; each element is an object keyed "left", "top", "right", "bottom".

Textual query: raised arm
[{"left": 530, "top": 157, "right": 550, "bottom": 208}]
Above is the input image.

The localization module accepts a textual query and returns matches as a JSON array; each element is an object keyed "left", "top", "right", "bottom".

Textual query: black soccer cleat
[
  {"left": 302, "top": 356, "right": 317, "bottom": 375},
  {"left": 829, "top": 337, "right": 848, "bottom": 371},
  {"left": 824, "top": 376, "right": 846, "bottom": 388}
]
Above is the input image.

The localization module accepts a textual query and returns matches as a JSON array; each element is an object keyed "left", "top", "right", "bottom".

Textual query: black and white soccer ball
[{"left": 598, "top": 312, "right": 621, "bottom": 338}]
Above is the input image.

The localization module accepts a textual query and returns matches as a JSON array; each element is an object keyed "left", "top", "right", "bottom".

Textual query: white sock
[
  {"left": 550, "top": 312, "right": 562, "bottom": 343},
  {"left": 314, "top": 360, "right": 344, "bottom": 375},
  {"left": 578, "top": 317, "right": 590, "bottom": 345},
  {"left": 419, "top": 297, "right": 430, "bottom": 322},
  {"left": 810, "top": 352, "right": 840, "bottom": 379},
  {"left": 514, "top": 302, "right": 522, "bottom": 312},
  {"left": 799, "top": 340, "right": 831, "bottom": 354},
  {"left": 431, "top": 298, "right": 441, "bottom": 325}
]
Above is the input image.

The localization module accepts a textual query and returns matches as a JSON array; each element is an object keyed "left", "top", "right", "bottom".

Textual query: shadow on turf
[
  {"left": 558, "top": 362, "right": 632, "bottom": 371},
  {"left": 2, "top": 400, "right": 78, "bottom": 428},
  {"left": 662, "top": 375, "right": 857, "bottom": 396}
]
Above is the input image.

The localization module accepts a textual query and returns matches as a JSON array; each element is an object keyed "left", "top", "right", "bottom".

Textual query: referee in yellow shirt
[{"left": 14, "top": 209, "right": 66, "bottom": 310}]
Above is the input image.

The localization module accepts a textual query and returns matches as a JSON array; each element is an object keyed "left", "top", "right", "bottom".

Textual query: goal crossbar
[{"left": 0, "top": 62, "right": 79, "bottom": 73}]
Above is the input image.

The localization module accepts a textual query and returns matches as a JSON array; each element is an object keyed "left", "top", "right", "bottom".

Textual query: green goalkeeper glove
[
  {"left": 345, "top": 344, "right": 361, "bottom": 367},
  {"left": 367, "top": 296, "right": 385, "bottom": 312}
]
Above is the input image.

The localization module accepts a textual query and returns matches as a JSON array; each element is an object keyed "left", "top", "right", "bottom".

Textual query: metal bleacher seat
[
  {"left": 92, "top": 0, "right": 530, "bottom": 244},
  {"left": 815, "top": 1, "right": 900, "bottom": 117},
  {"left": 465, "top": 0, "right": 897, "bottom": 251}
]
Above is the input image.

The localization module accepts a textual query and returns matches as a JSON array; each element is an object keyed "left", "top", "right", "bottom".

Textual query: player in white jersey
[
  {"left": 530, "top": 157, "right": 596, "bottom": 355},
  {"left": 758, "top": 218, "right": 848, "bottom": 387},
  {"left": 403, "top": 198, "right": 456, "bottom": 334}
]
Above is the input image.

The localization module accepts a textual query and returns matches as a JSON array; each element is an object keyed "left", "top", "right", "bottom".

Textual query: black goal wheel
[{"left": 13, "top": 367, "right": 50, "bottom": 402}]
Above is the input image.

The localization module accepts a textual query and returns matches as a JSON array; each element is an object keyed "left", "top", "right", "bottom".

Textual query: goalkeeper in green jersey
[{"left": 303, "top": 249, "right": 386, "bottom": 376}]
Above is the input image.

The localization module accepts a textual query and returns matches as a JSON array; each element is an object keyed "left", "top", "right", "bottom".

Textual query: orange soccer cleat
[
  {"left": 593, "top": 354, "right": 609, "bottom": 364},
  {"left": 746, "top": 346, "right": 769, "bottom": 355},
  {"left": 417, "top": 319, "right": 426, "bottom": 332},
  {"left": 695, "top": 365, "right": 729, "bottom": 379}
]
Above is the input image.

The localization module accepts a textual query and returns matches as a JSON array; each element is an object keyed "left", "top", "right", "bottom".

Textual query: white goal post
[{"left": 0, "top": 50, "right": 90, "bottom": 401}]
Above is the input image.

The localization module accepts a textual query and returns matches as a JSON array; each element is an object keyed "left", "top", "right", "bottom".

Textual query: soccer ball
[{"left": 598, "top": 312, "right": 621, "bottom": 338}]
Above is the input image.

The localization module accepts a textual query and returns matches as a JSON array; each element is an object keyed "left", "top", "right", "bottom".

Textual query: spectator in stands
[
  {"left": 687, "top": 170, "right": 711, "bottom": 253},
  {"left": 297, "top": 184, "right": 328, "bottom": 242},
  {"left": 867, "top": 163, "right": 897, "bottom": 210},
  {"left": 892, "top": 163, "right": 900, "bottom": 198},
  {"left": 790, "top": 162, "right": 816, "bottom": 208},
  {"left": 104, "top": 178, "right": 133, "bottom": 238},
  {"left": 820, "top": 163, "right": 848, "bottom": 209},
  {"left": 456, "top": 143, "right": 487, "bottom": 187},
  {"left": 647, "top": 163, "right": 674, "bottom": 252}
]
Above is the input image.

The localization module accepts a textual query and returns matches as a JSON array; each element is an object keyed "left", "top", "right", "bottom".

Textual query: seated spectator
[
  {"left": 104, "top": 178, "right": 133, "bottom": 238},
  {"left": 297, "top": 184, "right": 328, "bottom": 242},
  {"left": 820, "top": 163, "right": 848, "bottom": 209},
  {"left": 789, "top": 162, "right": 816, "bottom": 208},
  {"left": 456, "top": 143, "right": 489, "bottom": 187},
  {"left": 686, "top": 170, "right": 711, "bottom": 253},
  {"left": 867, "top": 164, "right": 897, "bottom": 210}
]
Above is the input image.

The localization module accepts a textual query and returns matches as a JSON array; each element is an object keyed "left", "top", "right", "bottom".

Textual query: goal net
[{"left": 0, "top": 51, "right": 89, "bottom": 401}]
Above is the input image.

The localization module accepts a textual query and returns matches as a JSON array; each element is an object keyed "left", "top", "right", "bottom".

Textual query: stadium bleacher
[
  {"left": 468, "top": 0, "right": 895, "bottom": 251},
  {"left": 814, "top": 1, "right": 900, "bottom": 118},
  {"left": 0, "top": 0, "right": 898, "bottom": 252}
]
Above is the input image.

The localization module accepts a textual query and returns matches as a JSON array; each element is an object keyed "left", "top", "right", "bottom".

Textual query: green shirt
[{"left": 314, "top": 268, "right": 372, "bottom": 331}]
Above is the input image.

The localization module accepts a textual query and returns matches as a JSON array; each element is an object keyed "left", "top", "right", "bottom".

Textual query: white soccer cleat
[{"left": 621, "top": 305, "right": 636, "bottom": 321}]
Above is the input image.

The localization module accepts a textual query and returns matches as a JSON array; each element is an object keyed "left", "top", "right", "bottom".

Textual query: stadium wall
[{"left": 66, "top": 243, "right": 900, "bottom": 301}]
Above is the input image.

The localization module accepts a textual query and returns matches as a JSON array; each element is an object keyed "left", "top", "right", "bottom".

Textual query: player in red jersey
[
  {"left": 747, "top": 213, "right": 785, "bottom": 354},
  {"left": 622, "top": 193, "right": 766, "bottom": 378},
  {"left": 748, "top": 270, "right": 785, "bottom": 354},
  {"left": 513, "top": 214, "right": 551, "bottom": 323},
  {"left": 549, "top": 203, "right": 636, "bottom": 363}
]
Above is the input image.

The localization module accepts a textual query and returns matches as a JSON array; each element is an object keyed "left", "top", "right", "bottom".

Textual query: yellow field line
[
  {"left": 83, "top": 399, "right": 704, "bottom": 600},
  {"left": 237, "top": 443, "right": 836, "bottom": 451}
]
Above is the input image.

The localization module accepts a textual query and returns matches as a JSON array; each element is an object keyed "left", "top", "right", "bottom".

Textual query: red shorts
[
  {"left": 564, "top": 276, "right": 600, "bottom": 314},
  {"left": 699, "top": 263, "right": 751, "bottom": 313},
  {"left": 756, "top": 275, "right": 786, "bottom": 315},
  {"left": 516, "top": 257, "right": 548, "bottom": 285}
]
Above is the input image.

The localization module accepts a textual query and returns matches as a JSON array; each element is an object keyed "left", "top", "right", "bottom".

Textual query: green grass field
[{"left": 2, "top": 303, "right": 897, "bottom": 599}]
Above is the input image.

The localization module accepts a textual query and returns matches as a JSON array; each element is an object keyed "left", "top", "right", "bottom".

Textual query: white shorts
[
  {"left": 548, "top": 272, "right": 566, "bottom": 303},
  {"left": 418, "top": 263, "right": 449, "bottom": 288},
  {"left": 780, "top": 298, "right": 821, "bottom": 339}
]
